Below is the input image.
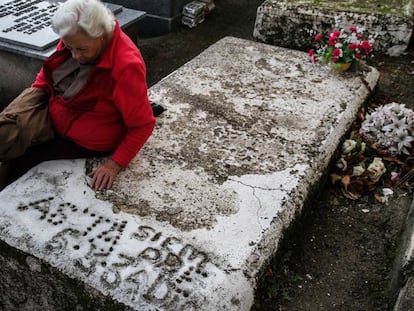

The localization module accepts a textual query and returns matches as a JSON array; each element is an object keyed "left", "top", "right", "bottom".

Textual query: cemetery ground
[{"left": 137, "top": 0, "right": 414, "bottom": 309}]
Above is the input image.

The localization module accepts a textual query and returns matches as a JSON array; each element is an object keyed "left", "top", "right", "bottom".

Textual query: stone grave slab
[
  {"left": 0, "top": 37, "right": 379, "bottom": 310},
  {"left": 253, "top": 0, "right": 414, "bottom": 56}
]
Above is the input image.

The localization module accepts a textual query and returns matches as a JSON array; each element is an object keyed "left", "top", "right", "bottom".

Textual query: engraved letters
[{"left": 17, "top": 197, "right": 212, "bottom": 309}]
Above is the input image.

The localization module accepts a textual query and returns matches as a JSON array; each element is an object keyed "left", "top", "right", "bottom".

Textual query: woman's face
[{"left": 62, "top": 30, "right": 105, "bottom": 64}]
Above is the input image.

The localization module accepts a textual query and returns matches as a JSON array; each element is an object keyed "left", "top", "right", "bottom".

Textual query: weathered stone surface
[
  {"left": 253, "top": 0, "right": 414, "bottom": 56},
  {"left": 0, "top": 37, "right": 379, "bottom": 310},
  {"left": 0, "top": 239, "right": 126, "bottom": 310},
  {"left": 394, "top": 277, "right": 414, "bottom": 311},
  {"left": 392, "top": 198, "right": 414, "bottom": 311}
]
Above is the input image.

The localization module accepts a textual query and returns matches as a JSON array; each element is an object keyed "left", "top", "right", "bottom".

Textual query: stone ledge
[
  {"left": 253, "top": 0, "right": 414, "bottom": 56},
  {"left": 0, "top": 239, "right": 126, "bottom": 310},
  {"left": 392, "top": 197, "right": 414, "bottom": 311},
  {"left": 394, "top": 277, "right": 414, "bottom": 311},
  {"left": 0, "top": 37, "right": 379, "bottom": 310}
]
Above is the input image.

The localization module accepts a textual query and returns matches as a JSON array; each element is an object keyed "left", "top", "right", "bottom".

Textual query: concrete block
[
  {"left": 253, "top": 0, "right": 414, "bottom": 56},
  {"left": 0, "top": 49, "right": 43, "bottom": 107},
  {"left": 136, "top": 13, "right": 182, "bottom": 37},
  {"left": 0, "top": 37, "right": 379, "bottom": 310}
]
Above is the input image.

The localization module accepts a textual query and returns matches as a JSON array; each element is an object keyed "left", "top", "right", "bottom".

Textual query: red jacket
[{"left": 32, "top": 22, "right": 155, "bottom": 167}]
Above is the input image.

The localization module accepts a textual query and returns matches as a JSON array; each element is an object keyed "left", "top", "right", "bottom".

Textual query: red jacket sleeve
[
  {"left": 110, "top": 63, "right": 155, "bottom": 167},
  {"left": 31, "top": 67, "right": 50, "bottom": 93}
]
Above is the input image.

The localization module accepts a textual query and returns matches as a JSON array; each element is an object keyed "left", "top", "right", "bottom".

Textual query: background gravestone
[
  {"left": 105, "top": 0, "right": 194, "bottom": 36},
  {"left": 253, "top": 0, "right": 414, "bottom": 56}
]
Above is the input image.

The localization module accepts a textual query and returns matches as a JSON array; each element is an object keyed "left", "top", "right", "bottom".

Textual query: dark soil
[{"left": 138, "top": 1, "right": 414, "bottom": 309}]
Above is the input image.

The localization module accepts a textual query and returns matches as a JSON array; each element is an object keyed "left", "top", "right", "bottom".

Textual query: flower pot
[{"left": 331, "top": 63, "right": 352, "bottom": 73}]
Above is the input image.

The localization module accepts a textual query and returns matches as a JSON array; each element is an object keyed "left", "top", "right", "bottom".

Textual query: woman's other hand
[{"left": 88, "top": 158, "right": 122, "bottom": 190}]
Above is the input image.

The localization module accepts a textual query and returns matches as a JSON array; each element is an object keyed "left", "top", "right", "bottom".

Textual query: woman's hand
[{"left": 88, "top": 159, "right": 122, "bottom": 190}]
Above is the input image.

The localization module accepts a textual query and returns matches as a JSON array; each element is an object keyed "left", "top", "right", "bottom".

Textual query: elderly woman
[{"left": 5, "top": 0, "right": 155, "bottom": 190}]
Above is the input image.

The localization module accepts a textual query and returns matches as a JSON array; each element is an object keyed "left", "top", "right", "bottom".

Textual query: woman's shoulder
[
  {"left": 116, "top": 31, "right": 142, "bottom": 56},
  {"left": 107, "top": 31, "right": 146, "bottom": 78},
  {"left": 113, "top": 31, "right": 145, "bottom": 64}
]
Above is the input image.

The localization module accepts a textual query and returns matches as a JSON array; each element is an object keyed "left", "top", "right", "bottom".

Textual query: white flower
[
  {"left": 359, "top": 102, "right": 414, "bottom": 155},
  {"left": 366, "top": 157, "right": 386, "bottom": 182},
  {"left": 352, "top": 165, "right": 365, "bottom": 177},
  {"left": 336, "top": 157, "right": 347, "bottom": 171},
  {"left": 382, "top": 116, "right": 408, "bottom": 133},
  {"left": 356, "top": 26, "right": 365, "bottom": 34},
  {"left": 380, "top": 188, "right": 394, "bottom": 204},
  {"left": 342, "top": 139, "right": 357, "bottom": 154},
  {"left": 360, "top": 142, "right": 366, "bottom": 154},
  {"left": 396, "top": 129, "right": 414, "bottom": 155}
]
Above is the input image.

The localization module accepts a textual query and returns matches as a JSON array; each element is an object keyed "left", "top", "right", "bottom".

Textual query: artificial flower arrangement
[
  {"left": 330, "top": 102, "right": 414, "bottom": 202},
  {"left": 359, "top": 102, "right": 414, "bottom": 156},
  {"left": 308, "top": 25, "right": 374, "bottom": 70}
]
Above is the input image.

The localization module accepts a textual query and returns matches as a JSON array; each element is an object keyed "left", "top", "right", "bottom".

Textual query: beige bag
[{"left": 0, "top": 87, "right": 54, "bottom": 161}]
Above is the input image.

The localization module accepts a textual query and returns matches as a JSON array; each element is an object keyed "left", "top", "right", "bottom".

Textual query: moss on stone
[{"left": 285, "top": 0, "right": 412, "bottom": 17}]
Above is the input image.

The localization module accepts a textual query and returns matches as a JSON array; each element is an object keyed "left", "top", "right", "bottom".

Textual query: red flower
[
  {"left": 349, "top": 43, "right": 359, "bottom": 50},
  {"left": 328, "top": 36, "right": 337, "bottom": 46},
  {"left": 308, "top": 26, "right": 374, "bottom": 67},
  {"left": 308, "top": 49, "right": 318, "bottom": 63},
  {"left": 360, "top": 40, "right": 372, "bottom": 52},
  {"left": 333, "top": 48, "right": 342, "bottom": 57},
  {"left": 314, "top": 33, "right": 323, "bottom": 41}
]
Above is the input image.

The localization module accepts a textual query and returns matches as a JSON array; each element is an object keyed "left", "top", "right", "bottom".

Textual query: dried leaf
[
  {"left": 357, "top": 110, "right": 365, "bottom": 122},
  {"left": 383, "top": 156, "right": 404, "bottom": 165},
  {"left": 374, "top": 194, "right": 384, "bottom": 203},
  {"left": 341, "top": 175, "right": 351, "bottom": 191},
  {"left": 341, "top": 187, "right": 361, "bottom": 200},
  {"left": 330, "top": 173, "right": 343, "bottom": 184}
]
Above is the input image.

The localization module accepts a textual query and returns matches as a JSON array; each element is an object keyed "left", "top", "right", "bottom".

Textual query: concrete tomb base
[
  {"left": 0, "top": 37, "right": 379, "bottom": 310},
  {"left": 253, "top": 0, "right": 414, "bottom": 56}
]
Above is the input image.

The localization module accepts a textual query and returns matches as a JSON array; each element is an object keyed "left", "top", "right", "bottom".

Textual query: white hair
[{"left": 52, "top": 0, "right": 115, "bottom": 38}]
